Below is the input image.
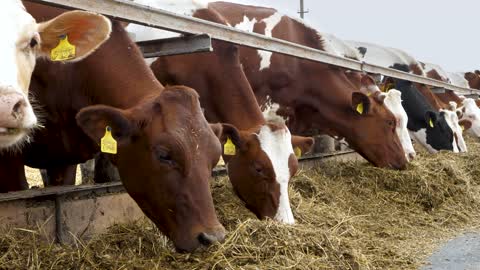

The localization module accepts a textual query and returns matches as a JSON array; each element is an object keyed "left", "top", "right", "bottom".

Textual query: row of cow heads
[{"left": 0, "top": 2, "right": 111, "bottom": 149}]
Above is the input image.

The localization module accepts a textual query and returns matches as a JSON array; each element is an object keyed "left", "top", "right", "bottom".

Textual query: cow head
[
  {"left": 409, "top": 111, "right": 454, "bottom": 153},
  {"left": 382, "top": 90, "right": 416, "bottom": 161},
  {"left": 0, "top": 1, "right": 111, "bottom": 149},
  {"left": 440, "top": 102, "right": 469, "bottom": 153},
  {"left": 459, "top": 98, "right": 480, "bottom": 137},
  {"left": 352, "top": 75, "right": 416, "bottom": 161},
  {"left": 76, "top": 86, "right": 225, "bottom": 252},
  {"left": 465, "top": 72, "right": 480, "bottom": 90},
  {"left": 212, "top": 122, "right": 313, "bottom": 224},
  {"left": 346, "top": 91, "right": 407, "bottom": 169}
]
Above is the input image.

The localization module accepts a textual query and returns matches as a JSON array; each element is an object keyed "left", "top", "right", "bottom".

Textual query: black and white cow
[{"left": 393, "top": 78, "right": 454, "bottom": 152}]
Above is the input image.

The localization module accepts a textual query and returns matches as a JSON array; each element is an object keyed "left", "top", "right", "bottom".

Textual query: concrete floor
[{"left": 423, "top": 233, "right": 480, "bottom": 270}]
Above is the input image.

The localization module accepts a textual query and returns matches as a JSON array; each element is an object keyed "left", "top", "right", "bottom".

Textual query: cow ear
[
  {"left": 351, "top": 92, "right": 371, "bottom": 115},
  {"left": 459, "top": 119, "right": 472, "bottom": 131},
  {"left": 425, "top": 111, "right": 438, "bottom": 128},
  {"left": 291, "top": 136, "right": 314, "bottom": 157},
  {"left": 456, "top": 109, "right": 463, "bottom": 119},
  {"left": 465, "top": 72, "right": 477, "bottom": 81},
  {"left": 475, "top": 70, "right": 480, "bottom": 75},
  {"left": 209, "top": 123, "right": 245, "bottom": 154},
  {"left": 37, "top": 11, "right": 112, "bottom": 62},
  {"left": 76, "top": 105, "right": 133, "bottom": 145}
]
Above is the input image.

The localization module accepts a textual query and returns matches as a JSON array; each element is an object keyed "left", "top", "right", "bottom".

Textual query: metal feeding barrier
[{"left": 26, "top": 0, "right": 480, "bottom": 96}]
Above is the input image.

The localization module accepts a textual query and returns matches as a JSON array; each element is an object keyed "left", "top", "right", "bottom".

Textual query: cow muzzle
[{"left": 0, "top": 89, "right": 37, "bottom": 147}]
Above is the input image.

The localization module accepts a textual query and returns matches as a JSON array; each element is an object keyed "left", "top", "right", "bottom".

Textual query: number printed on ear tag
[{"left": 101, "top": 126, "right": 117, "bottom": 154}]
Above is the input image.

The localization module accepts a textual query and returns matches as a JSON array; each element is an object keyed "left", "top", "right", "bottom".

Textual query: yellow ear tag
[
  {"left": 294, "top": 147, "right": 302, "bottom": 158},
  {"left": 461, "top": 125, "right": 465, "bottom": 131},
  {"left": 356, "top": 103, "right": 364, "bottom": 114},
  {"left": 224, "top": 137, "right": 236, "bottom": 156},
  {"left": 429, "top": 119, "right": 434, "bottom": 128},
  {"left": 101, "top": 126, "right": 117, "bottom": 154},
  {"left": 51, "top": 35, "right": 76, "bottom": 61}
]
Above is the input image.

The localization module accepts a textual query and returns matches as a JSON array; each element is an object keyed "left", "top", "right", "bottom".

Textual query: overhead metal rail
[{"left": 26, "top": 0, "right": 479, "bottom": 96}]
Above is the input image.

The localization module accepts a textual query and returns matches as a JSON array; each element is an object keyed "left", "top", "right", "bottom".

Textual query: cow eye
[
  {"left": 155, "top": 147, "right": 174, "bottom": 164},
  {"left": 29, "top": 38, "right": 38, "bottom": 48}
]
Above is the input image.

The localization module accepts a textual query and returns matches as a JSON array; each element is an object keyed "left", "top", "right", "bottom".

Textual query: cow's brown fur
[{"left": 204, "top": 2, "right": 406, "bottom": 169}]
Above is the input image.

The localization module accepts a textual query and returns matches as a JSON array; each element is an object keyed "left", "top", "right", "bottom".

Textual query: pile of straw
[{"left": 3, "top": 136, "right": 480, "bottom": 269}]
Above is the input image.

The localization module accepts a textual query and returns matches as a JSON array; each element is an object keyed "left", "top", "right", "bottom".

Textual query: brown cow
[
  {"left": 203, "top": 2, "right": 407, "bottom": 169},
  {"left": 0, "top": 2, "right": 228, "bottom": 252}
]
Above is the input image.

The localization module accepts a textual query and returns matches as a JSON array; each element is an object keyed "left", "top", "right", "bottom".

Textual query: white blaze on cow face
[
  {"left": 461, "top": 98, "right": 480, "bottom": 137},
  {"left": 383, "top": 90, "right": 416, "bottom": 161},
  {"left": 257, "top": 125, "right": 295, "bottom": 224},
  {"left": 441, "top": 103, "right": 466, "bottom": 153}
]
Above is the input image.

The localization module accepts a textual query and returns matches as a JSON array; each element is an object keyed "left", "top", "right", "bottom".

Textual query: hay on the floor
[{"left": 2, "top": 136, "right": 480, "bottom": 270}]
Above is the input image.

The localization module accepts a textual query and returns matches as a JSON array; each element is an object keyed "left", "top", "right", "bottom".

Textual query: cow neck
[
  {"left": 209, "top": 64, "right": 265, "bottom": 130},
  {"left": 80, "top": 21, "right": 163, "bottom": 109},
  {"left": 414, "top": 83, "right": 447, "bottom": 110}
]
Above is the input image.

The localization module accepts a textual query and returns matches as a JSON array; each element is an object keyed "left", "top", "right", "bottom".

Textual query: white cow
[{"left": 0, "top": 0, "right": 111, "bottom": 149}]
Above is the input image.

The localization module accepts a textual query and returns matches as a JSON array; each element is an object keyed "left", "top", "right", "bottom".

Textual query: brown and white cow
[
  {"left": 127, "top": 1, "right": 314, "bottom": 224},
  {"left": 140, "top": 1, "right": 407, "bottom": 169},
  {"left": 0, "top": 0, "right": 111, "bottom": 149},
  {"left": 0, "top": 2, "right": 228, "bottom": 252}
]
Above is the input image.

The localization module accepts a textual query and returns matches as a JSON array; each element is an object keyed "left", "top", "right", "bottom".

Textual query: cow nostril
[
  {"left": 408, "top": 153, "right": 416, "bottom": 161},
  {"left": 12, "top": 100, "right": 25, "bottom": 117},
  {"left": 197, "top": 232, "right": 216, "bottom": 246}
]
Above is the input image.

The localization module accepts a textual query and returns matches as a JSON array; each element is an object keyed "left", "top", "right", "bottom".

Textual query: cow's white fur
[
  {"left": 231, "top": 13, "right": 283, "bottom": 71},
  {"left": 461, "top": 98, "right": 480, "bottom": 137},
  {"left": 129, "top": 0, "right": 210, "bottom": 16},
  {"left": 383, "top": 90, "right": 416, "bottom": 160},
  {"left": 441, "top": 109, "right": 463, "bottom": 153},
  {"left": 444, "top": 102, "right": 467, "bottom": 152},
  {"left": 447, "top": 72, "right": 469, "bottom": 88},
  {"left": 422, "top": 62, "right": 451, "bottom": 83},
  {"left": 323, "top": 33, "right": 362, "bottom": 60},
  {"left": 346, "top": 40, "right": 426, "bottom": 76},
  {"left": 257, "top": 125, "right": 295, "bottom": 224}
]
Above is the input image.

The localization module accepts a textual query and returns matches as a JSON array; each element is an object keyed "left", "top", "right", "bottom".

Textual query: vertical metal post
[{"left": 299, "top": 0, "right": 308, "bottom": 19}]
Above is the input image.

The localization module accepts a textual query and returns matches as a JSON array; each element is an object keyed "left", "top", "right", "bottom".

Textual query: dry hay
[
  {"left": 25, "top": 166, "right": 83, "bottom": 188},
  {"left": 2, "top": 137, "right": 480, "bottom": 269}
]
